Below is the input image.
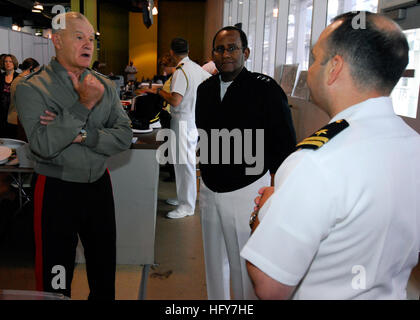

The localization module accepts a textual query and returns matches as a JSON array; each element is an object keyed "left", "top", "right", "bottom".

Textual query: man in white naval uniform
[
  {"left": 241, "top": 11, "right": 420, "bottom": 300},
  {"left": 154, "top": 38, "right": 210, "bottom": 218}
]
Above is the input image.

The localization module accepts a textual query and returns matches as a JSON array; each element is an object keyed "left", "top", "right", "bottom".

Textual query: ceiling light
[
  {"left": 152, "top": 6, "right": 158, "bottom": 15},
  {"left": 12, "top": 24, "right": 21, "bottom": 31},
  {"left": 33, "top": 2, "right": 44, "bottom": 11},
  {"left": 32, "top": 8, "right": 41, "bottom": 13}
]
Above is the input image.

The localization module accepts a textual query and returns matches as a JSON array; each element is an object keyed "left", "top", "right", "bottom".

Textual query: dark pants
[{"left": 33, "top": 170, "right": 116, "bottom": 300}]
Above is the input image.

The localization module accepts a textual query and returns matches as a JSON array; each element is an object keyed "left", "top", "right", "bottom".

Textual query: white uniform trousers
[
  {"left": 170, "top": 117, "right": 197, "bottom": 213},
  {"left": 199, "top": 172, "right": 271, "bottom": 299}
]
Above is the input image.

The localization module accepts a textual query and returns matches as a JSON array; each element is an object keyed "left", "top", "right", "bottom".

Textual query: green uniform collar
[{"left": 50, "top": 57, "right": 90, "bottom": 84}]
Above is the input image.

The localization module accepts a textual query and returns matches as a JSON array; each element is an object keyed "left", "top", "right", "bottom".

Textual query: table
[{"left": 0, "top": 289, "right": 69, "bottom": 300}]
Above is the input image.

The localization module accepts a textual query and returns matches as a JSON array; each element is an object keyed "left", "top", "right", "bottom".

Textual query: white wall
[{"left": 0, "top": 26, "right": 55, "bottom": 69}]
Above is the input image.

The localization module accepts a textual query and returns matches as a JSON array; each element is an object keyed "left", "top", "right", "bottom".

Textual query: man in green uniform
[{"left": 15, "top": 12, "right": 132, "bottom": 300}]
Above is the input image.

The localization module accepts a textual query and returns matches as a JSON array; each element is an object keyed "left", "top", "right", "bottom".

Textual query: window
[
  {"left": 326, "top": 0, "right": 378, "bottom": 24},
  {"left": 246, "top": 0, "right": 258, "bottom": 70},
  {"left": 223, "top": 0, "right": 384, "bottom": 83},
  {"left": 286, "top": 0, "right": 313, "bottom": 71},
  {"left": 391, "top": 28, "right": 420, "bottom": 119},
  {"left": 262, "top": 0, "right": 279, "bottom": 77},
  {"left": 237, "top": 1, "right": 245, "bottom": 30},
  {"left": 224, "top": 0, "right": 233, "bottom": 27}
]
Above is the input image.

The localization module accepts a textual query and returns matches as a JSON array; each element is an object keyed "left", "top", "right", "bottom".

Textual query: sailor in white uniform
[
  {"left": 155, "top": 38, "right": 211, "bottom": 219},
  {"left": 241, "top": 12, "right": 420, "bottom": 300}
]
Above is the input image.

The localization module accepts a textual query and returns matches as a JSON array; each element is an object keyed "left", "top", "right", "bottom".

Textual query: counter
[{"left": 77, "top": 129, "right": 163, "bottom": 267}]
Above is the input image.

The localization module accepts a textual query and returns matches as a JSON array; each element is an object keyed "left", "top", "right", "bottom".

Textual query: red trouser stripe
[
  {"left": 34, "top": 174, "right": 46, "bottom": 292},
  {"left": 106, "top": 168, "right": 113, "bottom": 194}
]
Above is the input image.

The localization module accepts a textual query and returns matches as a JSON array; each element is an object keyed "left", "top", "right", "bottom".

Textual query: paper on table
[{"left": 0, "top": 146, "right": 12, "bottom": 165}]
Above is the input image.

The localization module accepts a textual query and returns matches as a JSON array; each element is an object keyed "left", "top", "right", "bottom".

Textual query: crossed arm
[
  {"left": 139, "top": 86, "right": 183, "bottom": 107},
  {"left": 16, "top": 72, "right": 132, "bottom": 159}
]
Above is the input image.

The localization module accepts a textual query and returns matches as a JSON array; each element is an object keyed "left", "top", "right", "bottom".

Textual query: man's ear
[
  {"left": 52, "top": 33, "right": 62, "bottom": 50},
  {"left": 327, "top": 55, "right": 344, "bottom": 85},
  {"left": 243, "top": 47, "right": 250, "bottom": 61}
]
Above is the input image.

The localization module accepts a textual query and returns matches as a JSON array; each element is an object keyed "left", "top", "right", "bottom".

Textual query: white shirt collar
[
  {"left": 177, "top": 56, "right": 190, "bottom": 67},
  {"left": 330, "top": 96, "right": 395, "bottom": 123}
]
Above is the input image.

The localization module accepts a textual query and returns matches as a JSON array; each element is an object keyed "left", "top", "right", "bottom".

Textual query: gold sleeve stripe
[
  {"left": 296, "top": 140, "right": 324, "bottom": 148},
  {"left": 301, "top": 136, "right": 329, "bottom": 143},
  {"left": 150, "top": 112, "right": 161, "bottom": 123}
]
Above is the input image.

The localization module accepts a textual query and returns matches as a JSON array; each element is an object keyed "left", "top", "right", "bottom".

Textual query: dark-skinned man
[{"left": 195, "top": 26, "right": 296, "bottom": 300}]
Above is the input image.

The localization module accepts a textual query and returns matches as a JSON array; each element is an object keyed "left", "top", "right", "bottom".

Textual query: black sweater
[{"left": 195, "top": 67, "right": 296, "bottom": 193}]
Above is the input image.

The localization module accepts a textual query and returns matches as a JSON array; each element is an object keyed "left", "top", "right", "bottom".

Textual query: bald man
[
  {"left": 16, "top": 12, "right": 132, "bottom": 299},
  {"left": 241, "top": 11, "right": 420, "bottom": 299}
]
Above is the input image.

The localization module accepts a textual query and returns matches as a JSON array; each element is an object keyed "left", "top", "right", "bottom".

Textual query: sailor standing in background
[{"left": 148, "top": 38, "right": 211, "bottom": 219}]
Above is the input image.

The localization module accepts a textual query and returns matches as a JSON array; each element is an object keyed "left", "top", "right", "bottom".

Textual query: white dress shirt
[{"left": 241, "top": 97, "right": 420, "bottom": 299}]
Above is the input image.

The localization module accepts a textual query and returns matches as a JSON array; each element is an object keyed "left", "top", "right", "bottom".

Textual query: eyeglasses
[{"left": 213, "top": 45, "right": 243, "bottom": 55}]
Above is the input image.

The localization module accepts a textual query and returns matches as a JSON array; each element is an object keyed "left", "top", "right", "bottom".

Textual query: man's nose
[
  {"left": 222, "top": 49, "right": 232, "bottom": 58},
  {"left": 84, "top": 40, "right": 93, "bottom": 49}
]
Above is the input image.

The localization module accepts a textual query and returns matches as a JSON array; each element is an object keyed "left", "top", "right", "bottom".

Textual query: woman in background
[
  {"left": 155, "top": 53, "right": 177, "bottom": 85},
  {"left": 0, "top": 54, "right": 19, "bottom": 137},
  {"left": 8, "top": 57, "right": 40, "bottom": 141}
]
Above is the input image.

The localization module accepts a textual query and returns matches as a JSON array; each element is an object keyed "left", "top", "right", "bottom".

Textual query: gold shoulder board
[{"left": 296, "top": 119, "right": 349, "bottom": 150}]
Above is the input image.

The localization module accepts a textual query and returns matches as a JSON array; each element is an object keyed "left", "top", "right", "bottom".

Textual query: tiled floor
[{"left": 0, "top": 170, "right": 419, "bottom": 300}]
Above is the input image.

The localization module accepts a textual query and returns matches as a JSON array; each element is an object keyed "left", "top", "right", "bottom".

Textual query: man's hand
[
  {"left": 254, "top": 186, "right": 274, "bottom": 212},
  {"left": 68, "top": 72, "right": 104, "bottom": 110},
  {"left": 72, "top": 134, "right": 83, "bottom": 144},
  {"left": 40, "top": 110, "right": 57, "bottom": 125},
  {"left": 137, "top": 87, "right": 157, "bottom": 95},
  {"left": 140, "top": 87, "right": 183, "bottom": 107},
  {"left": 250, "top": 186, "right": 275, "bottom": 233}
]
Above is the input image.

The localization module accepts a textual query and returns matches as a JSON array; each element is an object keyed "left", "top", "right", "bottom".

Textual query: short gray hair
[{"left": 52, "top": 12, "right": 90, "bottom": 34}]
